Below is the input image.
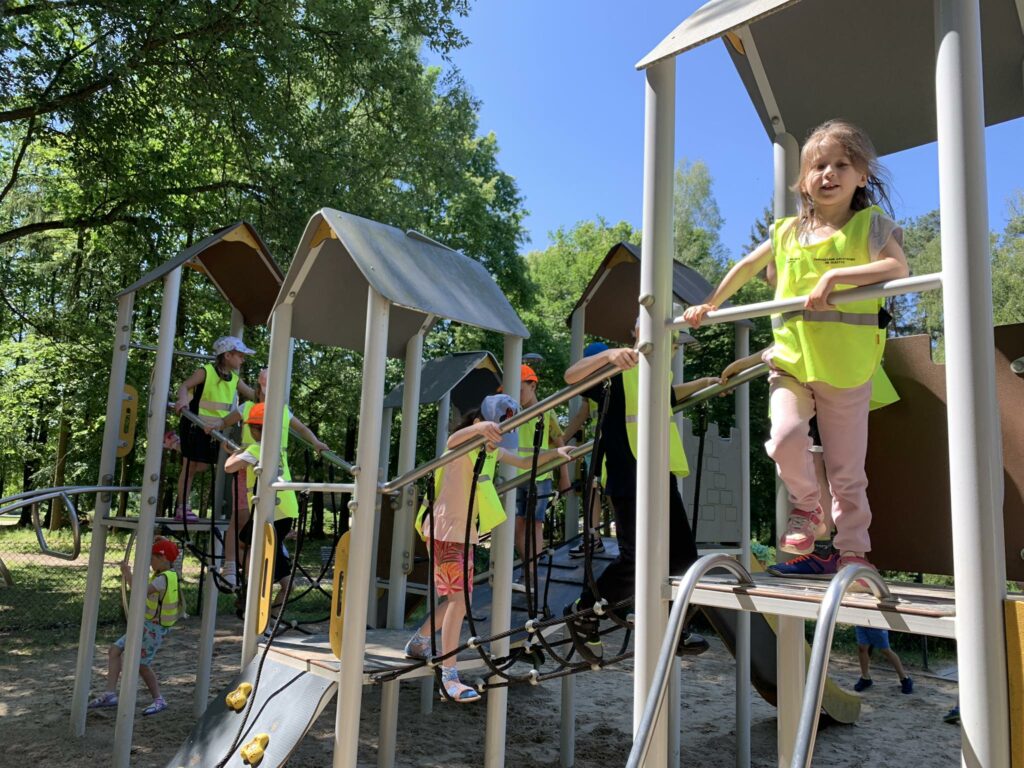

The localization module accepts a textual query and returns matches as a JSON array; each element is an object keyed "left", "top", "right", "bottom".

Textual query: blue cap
[
  {"left": 480, "top": 394, "right": 520, "bottom": 452},
  {"left": 583, "top": 341, "right": 609, "bottom": 357}
]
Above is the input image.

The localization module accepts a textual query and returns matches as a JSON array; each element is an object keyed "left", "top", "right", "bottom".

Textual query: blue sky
[{"left": 428, "top": 2, "right": 1023, "bottom": 261}]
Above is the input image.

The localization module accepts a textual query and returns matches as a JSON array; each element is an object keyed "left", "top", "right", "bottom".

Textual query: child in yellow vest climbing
[
  {"left": 404, "top": 394, "right": 572, "bottom": 703},
  {"left": 224, "top": 402, "right": 299, "bottom": 617},
  {"left": 88, "top": 537, "right": 181, "bottom": 715},
  {"left": 172, "top": 336, "right": 256, "bottom": 520},
  {"left": 684, "top": 119, "right": 910, "bottom": 588}
]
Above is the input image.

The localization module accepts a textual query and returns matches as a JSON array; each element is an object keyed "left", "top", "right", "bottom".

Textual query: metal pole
[
  {"left": 735, "top": 324, "right": 752, "bottom": 768},
  {"left": 333, "top": 287, "right": 390, "bottom": 768},
  {"left": 559, "top": 675, "right": 575, "bottom": 768},
  {"left": 70, "top": 291, "right": 134, "bottom": 736},
  {"left": 484, "top": 334, "right": 523, "bottom": 768},
  {"left": 436, "top": 392, "right": 451, "bottom": 458},
  {"left": 368, "top": 406, "right": 394, "bottom": 629},
  {"left": 772, "top": 129, "right": 804, "bottom": 768},
  {"left": 566, "top": 307, "right": 586, "bottom": 539},
  {"left": 380, "top": 330, "right": 424, "bottom": 768},
  {"left": 240, "top": 303, "right": 293, "bottom": 665},
  {"left": 636, "top": 56, "right": 675, "bottom": 764},
  {"left": 935, "top": 3, "right": 1010, "bottom": 766},
  {"left": 112, "top": 268, "right": 180, "bottom": 768}
]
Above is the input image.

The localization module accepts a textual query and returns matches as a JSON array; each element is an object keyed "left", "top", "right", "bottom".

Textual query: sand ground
[{"left": 0, "top": 615, "right": 962, "bottom": 767}]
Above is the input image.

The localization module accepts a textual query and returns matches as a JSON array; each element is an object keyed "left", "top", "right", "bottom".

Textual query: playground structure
[{"left": 40, "top": 1, "right": 1024, "bottom": 767}]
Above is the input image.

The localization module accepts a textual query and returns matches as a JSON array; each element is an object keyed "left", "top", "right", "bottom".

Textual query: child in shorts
[{"left": 853, "top": 626, "right": 913, "bottom": 694}]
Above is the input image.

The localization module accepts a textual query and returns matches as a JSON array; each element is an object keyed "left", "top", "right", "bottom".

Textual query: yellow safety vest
[
  {"left": 621, "top": 367, "right": 689, "bottom": 478},
  {"left": 415, "top": 449, "right": 506, "bottom": 540},
  {"left": 197, "top": 363, "right": 239, "bottom": 424},
  {"left": 516, "top": 413, "right": 552, "bottom": 477},
  {"left": 240, "top": 403, "right": 292, "bottom": 473},
  {"left": 243, "top": 444, "right": 298, "bottom": 521},
  {"left": 769, "top": 207, "right": 886, "bottom": 388},
  {"left": 869, "top": 366, "right": 899, "bottom": 411},
  {"left": 145, "top": 571, "right": 180, "bottom": 628}
]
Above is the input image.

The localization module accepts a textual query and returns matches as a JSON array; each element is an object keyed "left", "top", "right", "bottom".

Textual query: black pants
[{"left": 579, "top": 478, "right": 698, "bottom": 608}]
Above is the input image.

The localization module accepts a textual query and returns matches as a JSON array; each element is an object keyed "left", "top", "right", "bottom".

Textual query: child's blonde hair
[{"left": 794, "top": 119, "right": 893, "bottom": 231}]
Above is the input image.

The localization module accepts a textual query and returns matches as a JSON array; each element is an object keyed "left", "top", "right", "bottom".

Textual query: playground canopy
[
  {"left": 117, "top": 221, "right": 282, "bottom": 325},
  {"left": 383, "top": 350, "right": 502, "bottom": 412},
  {"left": 277, "top": 209, "right": 529, "bottom": 356},
  {"left": 637, "top": 0, "right": 1024, "bottom": 156}
]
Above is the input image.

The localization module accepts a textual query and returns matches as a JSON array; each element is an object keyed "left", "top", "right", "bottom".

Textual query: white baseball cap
[{"left": 212, "top": 336, "right": 255, "bottom": 356}]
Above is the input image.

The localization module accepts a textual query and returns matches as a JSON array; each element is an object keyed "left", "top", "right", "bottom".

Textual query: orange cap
[
  {"left": 520, "top": 365, "right": 538, "bottom": 383},
  {"left": 246, "top": 403, "right": 265, "bottom": 426}
]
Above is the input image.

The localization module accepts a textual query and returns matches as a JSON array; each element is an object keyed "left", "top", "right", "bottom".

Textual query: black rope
[{"left": 690, "top": 404, "right": 709, "bottom": 536}]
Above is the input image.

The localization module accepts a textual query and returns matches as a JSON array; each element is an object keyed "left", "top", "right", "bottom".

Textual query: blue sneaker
[
  {"left": 853, "top": 677, "right": 873, "bottom": 692},
  {"left": 943, "top": 704, "right": 960, "bottom": 724},
  {"left": 900, "top": 676, "right": 914, "bottom": 694},
  {"left": 767, "top": 549, "right": 839, "bottom": 579}
]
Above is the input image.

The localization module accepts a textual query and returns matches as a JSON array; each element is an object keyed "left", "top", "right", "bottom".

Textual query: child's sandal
[
  {"left": 441, "top": 677, "right": 480, "bottom": 704},
  {"left": 142, "top": 696, "right": 167, "bottom": 716}
]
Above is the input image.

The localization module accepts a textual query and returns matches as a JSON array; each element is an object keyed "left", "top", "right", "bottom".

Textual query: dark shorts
[
  {"left": 854, "top": 626, "right": 890, "bottom": 649},
  {"left": 515, "top": 479, "right": 553, "bottom": 523},
  {"left": 239, "top": 517, "right": 294, "bottom": 582},
  {"left": 178, "top": 416, "right": 219, "bottom": 465}
]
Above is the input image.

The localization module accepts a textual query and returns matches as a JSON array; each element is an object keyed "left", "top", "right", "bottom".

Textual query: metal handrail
[
  {"left": 493, "top": 362, "right": 769, "bottom": 497},
  {"left": 381, "top": 362, "right": 621, "bottom": 494},
  {"left": 669, "top": 272, "right": 943, "bottom": 329},
  {"left": 172, "top": 404, "right": 242, "bottom": 451},
  {"left": 627, "top": 553, "right": 755, "bottom": 768},
  {"left": 31, "top": 493, "right": 81, "bottom": 561},
  {"left": 791, "top": 565, "right": 894, "bottom": 768},
  {"left": 0, "top": 485, "right": 140, "bottom": 518}
]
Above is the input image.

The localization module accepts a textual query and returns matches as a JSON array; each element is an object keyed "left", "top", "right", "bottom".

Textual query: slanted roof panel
[
  {"left": 118, "top": 222, "right": 283, "bottom": 325},
  {"left": 383, "top": 351, "right": 502, "bottom": 410},
  {"left": 279, "top": 210, "right": 528, "bottom": 356},
  {"left": 568, "top": 242, "right": 750, "bottom": 344}
]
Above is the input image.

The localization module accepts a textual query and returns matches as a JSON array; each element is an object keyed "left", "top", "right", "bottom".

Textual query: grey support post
[
  {"left": 241, "top": 303, "right": 293, "bottom": 666},
  {"left": 333, "top": 287, "right": 390, "bottom": 768},
  {"left": 369, "top": 405, "right": 395, "bottom": 630},
  {"left": 935, "top": 2, "right": 1011, "bottom": 765},
  {"left": 70, "top": 291, "right": 134, "bottom": 735},
  {"left": 734, "top": 323, "right": 752, "bottom": 768},
  {"left": 636, "top": 56, "right": 675, "bottom": 765},
  {"left": 420, "top": 394, "right": 447, "bottom": 715},
  {"left": 380, "top": 328, "right": 425, "bottom": 768},
  {"left": 112, "top": 268, "right": 181, "bottom": 768},
  {"left": 484, "top": 335, "right": 522, "bottom": 768},
  {"left": 772, "top": 130, "right": 804, "bottom": 768}
]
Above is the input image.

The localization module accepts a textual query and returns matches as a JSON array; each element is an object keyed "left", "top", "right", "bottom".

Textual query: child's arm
[
  {"left": 147, "top": 572, "right": 166, "bottom": 596},
  {"left": 206, "top": 408, "right": 243, "bottom": 434},
  {"left": 236, "top": 379, "right": 256, "bottom": 403},
  {"left": 565, "top": 347, "right": 637, "bottom": 385},
  {"left": 447, "top": 420, "right": 503, "bottom": 451},
  {"left": 720, "top": 347, "right": 772, "bottom": 383},
  {"left": 682, "top": 240, "right": 774, "bottom": 328},
  {"left": 672, "top": 376, "right": 722, "bottom": 401},
  {"left": 548, "top": 418, "right": 573, "bottom": 492},
  {"left": 289, "top": 415, "right": 329, "bottom": 454},
  {"left": 562, "top": 399, "right": 592, "bottom": 443},
  {"left": 175, "top": 368, "right": 206, "bottom": 414},
  {"left": 805, "top": 237, "right": 910, "bottom": 311},
  {"left": 225, "top": 449, "right": 256, "bottom": 474}
]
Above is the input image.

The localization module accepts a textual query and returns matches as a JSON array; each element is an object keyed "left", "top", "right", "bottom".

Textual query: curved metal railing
[
  {"left": 791, "top": 565, "right": 894, "bottom": 768},
  {"left": 626, "top": 553, "right": 755, "bottom": 768}
]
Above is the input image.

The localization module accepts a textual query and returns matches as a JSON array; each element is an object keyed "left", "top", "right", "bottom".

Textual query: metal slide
[{"left": 165, "top": 655, "right": 336, "bottom": 768}]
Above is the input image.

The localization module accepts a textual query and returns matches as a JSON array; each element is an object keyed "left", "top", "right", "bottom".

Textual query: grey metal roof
[
  {"left": 383, "top": 351, "right": 503, "bottom": 411},
  {"left": 118, "top": 222, "right": 283, "bottom": 325},
  {"left": 638, "top": 0, "right": 1024, "bottom": 157},
  {"left": 277, "top": 209, "right": 529, "bottom": 356},
  {"left": 568, "top": 242, "right": 750, "bottom": 344}
]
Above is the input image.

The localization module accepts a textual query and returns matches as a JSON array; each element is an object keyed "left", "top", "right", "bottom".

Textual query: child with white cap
[
  {"left": 405, "top": 394, "right": 572, "bottom": 703},
  {"left": 172, "top": 335, "right": 255, "bottom": 520}
]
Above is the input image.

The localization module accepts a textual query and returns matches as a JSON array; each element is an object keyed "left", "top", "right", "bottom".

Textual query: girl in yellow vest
[
  {"left": 404, "top": 394, "right": 572, "bottom": 703},
  {"left": 172, "top": 335, "right": 256, "bottom": 520},
  {"left": 88, "top": 537, "right": 181, "bottom": 715},
  {"left": 211, "top": 368, "right": 329, "bottom": 590},
  {"left": 684, "top": 120, "right": 910, "bottom": 586}
]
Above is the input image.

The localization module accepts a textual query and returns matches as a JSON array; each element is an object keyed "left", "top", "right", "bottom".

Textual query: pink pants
[{"left": 766, "top": 369, "right": 873, "bottom": 554}]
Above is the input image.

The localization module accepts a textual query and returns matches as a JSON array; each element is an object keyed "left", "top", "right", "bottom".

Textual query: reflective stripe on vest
[
  {"left": 516, "top": 414, "right": 551, "bottom": 477},
  {"left": 244, "top": 444, "right": 298, "bottom": 521},
  {"left": 198, "top": 363, "right": 239, "bottom": 419},
  {"left": 415, "top": 449, "right": 507, "bottom": 540},
  {"left": 145, "top": 571, "right": 180, "bottom": 627},
  {"left": 621, "top": 367, "right": 689, "bottom": 478},
  {"left": 768, "top": 208, "right": 885, "bottom": 388}
]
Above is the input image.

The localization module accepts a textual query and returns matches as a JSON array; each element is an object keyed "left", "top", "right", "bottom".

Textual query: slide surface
[{"left": 166, "top": 655, "right": 336, "bottom": 768}]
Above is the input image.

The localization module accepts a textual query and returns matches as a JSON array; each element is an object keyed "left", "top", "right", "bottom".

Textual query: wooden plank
[{"left": 1007, "top": 597, "right": 1024, "bottom": 768}]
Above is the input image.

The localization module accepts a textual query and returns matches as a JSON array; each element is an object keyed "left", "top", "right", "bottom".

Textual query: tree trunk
[{"left": 48, "top": 414, "right": 71, "bottom": 530}]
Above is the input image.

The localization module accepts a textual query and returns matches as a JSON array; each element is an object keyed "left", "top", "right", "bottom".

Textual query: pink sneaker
[
  {"left": 173, "top": 508, "right": 199, "bottom": 523},
  {"left": 837, "top": 554, "right": 879, "bottom": 593},
  {"left": 778, "top": 507, "right": 826, "bottom": 555}
]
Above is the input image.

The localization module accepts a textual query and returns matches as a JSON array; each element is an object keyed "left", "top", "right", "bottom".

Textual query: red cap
[
  {"left": 152, "top": 538, "right": 179, "bottom": 563},
  {"left": 245, "top": 403, "right": 265, "bottom": 426},
  {"left": 520, "top": 365, "right": 538, "bottom": 383}
]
